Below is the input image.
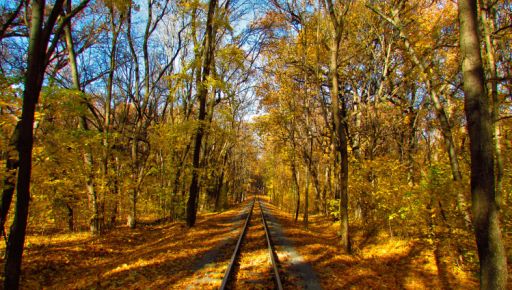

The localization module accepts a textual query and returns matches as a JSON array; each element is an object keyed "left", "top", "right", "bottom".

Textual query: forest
[{"left": 0, "top": 0, "right": 510, "bottom": 289}]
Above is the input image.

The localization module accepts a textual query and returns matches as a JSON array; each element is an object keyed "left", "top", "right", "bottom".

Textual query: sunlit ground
[
  {"left": 264, "top": 201, "right": 481, "bottom": 290},
  {"left": 0, "top": 202, "right": 250, "bottom": 289},
  {"left": 1, "top": 198, "right": 510, "bottom": 289}
]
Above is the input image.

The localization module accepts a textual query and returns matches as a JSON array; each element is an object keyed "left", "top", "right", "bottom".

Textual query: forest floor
[
  {"left": 265, "top": 201, "right": 483, "bottom": 289},
  {"left": 0, "top": 202, "right": 252, "bottom": 289},
  {"left": 0, "top": 199, "right": 509, "bottom": 289}
]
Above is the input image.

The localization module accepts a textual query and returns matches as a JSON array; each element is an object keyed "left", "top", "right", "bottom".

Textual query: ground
[
  {"left": 266, "top": 202, "right": 481, "bottom": 289},
  {"left": 0, "top": 203, "right": 247, "bottom": 289},
  {"left": 0, "top": 199, "right": 506, "bottom": 289}
]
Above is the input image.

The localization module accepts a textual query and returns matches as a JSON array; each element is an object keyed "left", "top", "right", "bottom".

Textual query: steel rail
[
  {"left": 259, "top": 199, "right": 283, "bottom": 290},
  {"left": 220, "top": 199, "right": 255, "bottom": 290},
  {"left": 220, "top": 198, "right": 283, "bottom": 290}
]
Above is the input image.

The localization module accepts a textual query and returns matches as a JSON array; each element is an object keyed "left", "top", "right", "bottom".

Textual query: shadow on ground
[
  {"left": 0, "top": 202, "right": 250, "bottom": 289},
  {"left": 264, "top": 202, "right": 480, "bottom": 290}
]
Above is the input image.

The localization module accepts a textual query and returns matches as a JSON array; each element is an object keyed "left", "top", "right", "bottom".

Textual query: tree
[
  {"left": 322, "top": 0, "right": 351, "bottom": 253},
  {"left": 367, "top": 0, "right": 473, "bottom": 230},
  {"left": 3, "top": 0, "right": 89, "bottom": 288},
  {"left": 63, "top": 0, "right": 96, "bottom": 233},
  {"left": 458, "top": 0, "right": 507, "bottom": 288},
  {"left": 187, "top": 0, "right": 219, "bottom": 227},
  {"left": 0, "top": 0, "right": 24, "bottom": 238}
]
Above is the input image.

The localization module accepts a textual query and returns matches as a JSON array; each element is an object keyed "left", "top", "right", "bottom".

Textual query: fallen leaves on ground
[
  {"left": 0, "top": 202, "right": 250, "bottom": 289},
  {"left": 263, "top": 201, "right": 480, "bottom": 290}
]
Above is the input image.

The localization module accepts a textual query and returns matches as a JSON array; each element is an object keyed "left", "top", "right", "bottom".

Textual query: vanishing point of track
[{"left": 220, "top": 198, "right": 283, "bottom": 290}]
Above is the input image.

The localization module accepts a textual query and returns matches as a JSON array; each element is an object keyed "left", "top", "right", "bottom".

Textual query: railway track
[{"left": 220, "top": 198, "right": 283, "bottom": 290}]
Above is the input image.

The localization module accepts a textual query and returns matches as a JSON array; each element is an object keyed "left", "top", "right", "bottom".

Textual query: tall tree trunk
[
  {"left": 312, "top": 163, "right": 322, "bottom": 214},
  {"left": 127, "top": 6, "right": 141, "bottom": 230},
  {"left": 324, "top": 0, "right": 351, "bottom": 253},
  {"left": 458, "top": 1, "right": 507, "bottom": 288},
  {"left": 479, "top": 0, "right": 504, "bottom": 206},
  {"left": 328, "top": 0, "right": 350, "bottom": 254},
  {"left": 187, "top": 0, "right": 218, "bottom": 227},
  {"left": 323, "top": 165, "right": 330, "bottom": 215},
  {"left": 330, "top": 40, "right": 351, "bottom": 252},
  {"left": 63, "top": 1, "right": 98, "bottom": 234},
  {"left": 130, "top": 187, "right": 137, "bottom": 229},
  {"left": 301, "top": 20, "right": 310, "bottom": 228},
  {"left": 4, "top": 1, "right": 64, "bottom": 288},
  {"left": 96, "top": 7, "right": 121, "bottom": 234}
]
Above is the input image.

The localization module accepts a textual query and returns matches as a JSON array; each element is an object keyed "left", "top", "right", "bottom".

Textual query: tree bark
[
  {"left": 323, "top": 0, "right": 351, "bottom": 253},
  {"left": 458, "top": 0, "right": 507, "bottom": 288},
  {"left": 304, "top": 163, "right": 309, "bottom": 228},
  {"left": 187, "top": 0, "right": 218, "bottom": 227},
  {"left": 479, "top": 0, "right": 504, "bottom": 206},
  {"left": 292, "top": 159, "right": 300, "bottom": 222},
  {"left": 214, "top": 149, "right": 229, "bottom": 211},
  {"left": 0, "top": 122, "right": 21, "bottom": 238},
  {"left": 4, "top": 1, "right": 65, "bottom": 288}
]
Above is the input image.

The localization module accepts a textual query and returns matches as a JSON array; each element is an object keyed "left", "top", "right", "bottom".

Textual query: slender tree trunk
[
  {"left": 214, "top": 150, "right": 229, "bottom": 211},
  {"left": 479, "top": 0, "right": 504, "bottom": 206},
  {"left": 304, "top": 164, "right": 309, "bottom": 228},
  {"left": 351, "top": 94, "right": 362, "bottom": 160},
  {"left": 127, "top": 6, "right": 141, "bottom": 229},
  {"left": 428, "top": 90, "right": 472, "bottom": 229},
  {"left": 312, "top": 163, "right": 321, "bottom": 214},
  {"left": 96, "top": 8, "right": 121, "bottom": 234},
  {"left": 214, "top": 171, "right": 224, "bottom": 211},
  {"left": 458, "top": 1, "right": 507, "bottom": 288},
  {"left": 330, "top": 28, "right": 350, "bottom": 254},
  {"left": 127, "top": 0, "right": 167, "bottom": 227},
  {"left": 299, "top": 8, "right": 310, "bottom": 228},
  {"left": 65, "top": 203, "right": 74, "bottom": 231},
  {"left": 397, "top": 11, "right": 470, "bottom": 225},
  {"left": 63, "top": 2, "right": 98, "bottom": 234},
  {"left": 406, "top": 98, "right": 420, "bottom": 186},
  {"left": 130, "top": 188, "right": 137, "bottom": 229},
  {"left": 171, "top": 165, "right": 182, "bottom": 220},
  {"left": 292, "top": 160, "right": 300, "bottom": 222},
  {"left": 323, "top": 165, "right": 329, "bottom": 215},
  {"left": 187, "top": 0, "right": 218, "bottom": 227}
]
